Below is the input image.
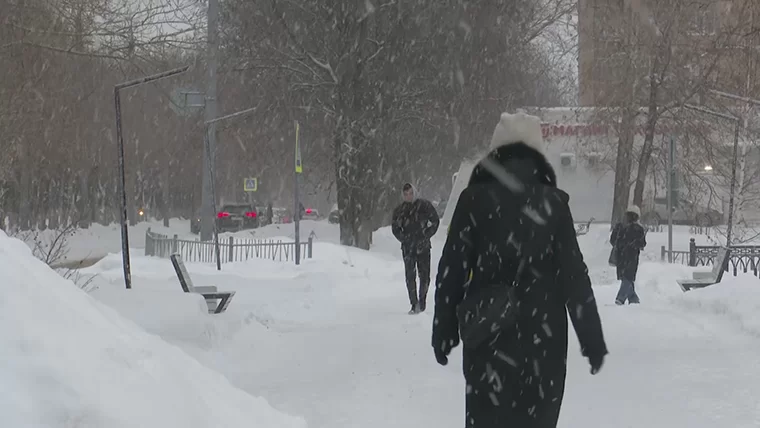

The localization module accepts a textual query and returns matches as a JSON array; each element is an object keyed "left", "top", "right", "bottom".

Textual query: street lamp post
[
  {"left": 683, "top": 103, "right": 741, "bottom": 246},
  {"left": 201, "top": 0, "right": 220, "bottom": 243},
  {"left": 114, "top": 66, "right": 190, "bottom": 290},
  {"left": 204, "top": 106, "right": 259, "bottom": 271},
  {"left": 667, "top": 137, "right": 675, "bottom": 262},
  {"left": 708, "top": 90, "right": 760, "bottom": 246}
]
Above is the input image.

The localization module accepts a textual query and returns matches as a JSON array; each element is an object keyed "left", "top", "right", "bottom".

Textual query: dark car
[
  {"left": 216, "top": 203, "right": 260, "bottom": 232},
  {"left": 328, "top": 204, "right": 340, "bottom": 224}
]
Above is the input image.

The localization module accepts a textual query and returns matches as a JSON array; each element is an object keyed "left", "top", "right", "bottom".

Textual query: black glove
[
  {"left": 433, "top": 337, "right": 459, "bottom": 366},
  {"left": 434, "top": 347, "right": 449, "bottom": 366},
  {"left": 588, "top": 353, "right": 605, "bottom": 375}
]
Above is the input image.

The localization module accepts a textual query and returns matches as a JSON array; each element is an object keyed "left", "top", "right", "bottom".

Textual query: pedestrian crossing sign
[
  {"left": 295, "top": 121, "right": 303, "bottom": 174},
  {"left": 244, "top": 178, "right": 258, "bottom": 192}
]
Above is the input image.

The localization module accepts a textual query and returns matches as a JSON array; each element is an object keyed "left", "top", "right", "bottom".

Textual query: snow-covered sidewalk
[{"left": 81, "top": 224, "right": 760, "bottom": 428}]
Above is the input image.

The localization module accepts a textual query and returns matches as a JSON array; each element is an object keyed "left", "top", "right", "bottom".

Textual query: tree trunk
[
  {"left": 336, "top": 120, "right": 356, "bottom": 247},
  {"left": 355, "top": 218, "right": 373, "bottom": 250},
  {"left": 18, "top": 140, "right": 31, "bottom": 230},
  {"left": 162, "top": 156, "right": 170, "bottom": 227},
  {"left": 611, "top": 109, "right": 636, "bottom": 224},
  {"left": 632, "top": 61, "right": 660, "bottom": 208},
  {"left": 632, "top": 112, "right": 658, "bottom": 208},
  {"left": 48, "top": 179, "right": 60, "bottom": 229}
]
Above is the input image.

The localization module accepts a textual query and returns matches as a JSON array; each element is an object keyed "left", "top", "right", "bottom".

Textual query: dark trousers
[{"left": 403, "top": 246, "right": 431, "bottom": 307}]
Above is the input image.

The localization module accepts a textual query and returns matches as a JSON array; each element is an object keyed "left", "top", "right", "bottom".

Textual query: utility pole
[
  {"left": 294, "top": 121, "right": 302, "bottom": 265},
  {"left": 200, "top": 0, "right": 219, "bottom": 242},
  {"left": 667, "top": 137, "right": 674, "bottom": 263}
]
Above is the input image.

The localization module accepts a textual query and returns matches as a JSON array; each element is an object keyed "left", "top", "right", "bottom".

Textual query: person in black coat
[
  {"left": 392, "top": 183, "right": 440, "bottom": 314},
  {"left": 610, "top": 206, "right": 646, "bottom": 304},
  {"left": 432, "top": 112, "right": 608, "bottom": 428}
]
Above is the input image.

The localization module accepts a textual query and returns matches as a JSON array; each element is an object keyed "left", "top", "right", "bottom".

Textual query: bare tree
[
  {"left": 0, "top": 0, "right": 573, "bottom": 252},
  {"left": 584, "top": 0, "right": 754, "bottom": 222}
]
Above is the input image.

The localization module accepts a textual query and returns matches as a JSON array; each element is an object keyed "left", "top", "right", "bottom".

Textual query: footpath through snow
[
  {"left": 0, "top": 230, "right": 306, "bottom": 428},
  {"left": 77, "top": 222, "right": 760, "bottom": 428}
]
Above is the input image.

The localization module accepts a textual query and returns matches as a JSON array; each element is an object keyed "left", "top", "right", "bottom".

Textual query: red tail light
[
  {"left": 217, "top": 212, "right": 230, "bottom": 218},
  {"left": 305, "top": 209, "right": 313, "bottom": 214},
  {"left": 245, "top": 211, "right": 257, "bottom": 218}
]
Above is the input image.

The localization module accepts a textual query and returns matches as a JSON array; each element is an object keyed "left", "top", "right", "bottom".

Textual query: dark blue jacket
[{"left": 611, "top": 222, "right": 646, "bottom": 281}]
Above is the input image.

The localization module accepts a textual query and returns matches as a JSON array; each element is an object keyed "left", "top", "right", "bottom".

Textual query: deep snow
[
  {"left": 76, "top": 220, "right": 760, "bottom": 428},
  {"left": 0, "top": 230, "right": 306, "bottom": 428}
]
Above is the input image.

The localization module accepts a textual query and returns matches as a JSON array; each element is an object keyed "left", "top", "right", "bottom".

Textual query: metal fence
[
  {"left": 144, "top": 228, "right": 313, "bottom": 263},
  {"left": 661, "top": 238, "right": 760, "bottom": 277}
]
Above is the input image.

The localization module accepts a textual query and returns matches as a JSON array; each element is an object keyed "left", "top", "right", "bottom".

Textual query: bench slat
[
  {"left": 677, "top": 247, "right": 730, "bottom": 292},
  {"left": 170, "top": 253, "right": 235, "bottom": 314}
]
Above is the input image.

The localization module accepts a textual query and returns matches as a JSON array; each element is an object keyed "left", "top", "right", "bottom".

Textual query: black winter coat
[
  {"left": 432, "top": 143, "right": 608, "bottom": 428},
  {"left": 391, "top": 198, "right": 440, "bottom": 250},
  {"left": 611, "top": 222, "right": 646, "bottom": 281}
]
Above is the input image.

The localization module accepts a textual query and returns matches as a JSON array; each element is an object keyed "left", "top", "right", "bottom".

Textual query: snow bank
[
  {"left": 93, "top": 288, "right": 220, "bottom": 349},
  {"left": 0, "top": 230, "right": 307, "bottom": 428},
  {"left": 672, "top": 277, "right": 760, "bottom": 337}
]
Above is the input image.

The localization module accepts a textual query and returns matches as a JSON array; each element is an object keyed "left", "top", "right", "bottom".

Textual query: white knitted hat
[
  {"left": 626, "top": 205, "right": 641, "bottom": 216},
  {"left": 489, "top": 111, "right": 544, "bottom": 153}
]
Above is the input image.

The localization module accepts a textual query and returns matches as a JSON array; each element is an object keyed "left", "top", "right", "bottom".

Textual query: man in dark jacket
[
  {"left": 392, "top": 183, "right": 440, "bottom": 314},
  {"left": 432, "top": 112, "right": 608, "bottom": 428},
  {"left": 610, "top": 206, "right": 646, "bottom": 304}
]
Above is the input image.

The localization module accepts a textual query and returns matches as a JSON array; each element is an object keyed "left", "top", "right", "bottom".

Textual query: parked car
[
  {"left": 216, "top": 202, "right": 260, "bottom": 232},
  {"left": 302, "top": 207, "right": 320, "bottom": 220},
  {"left": 642, "top": 197, "right": 723, "bottom": 227},
  {"left": 328, "top": 204, "right": 340, "bottom": 224}
]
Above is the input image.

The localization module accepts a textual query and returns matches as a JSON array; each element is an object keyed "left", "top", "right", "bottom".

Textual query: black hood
[{"left": 468, "top": 142, "right": 557, "bottom": 189}]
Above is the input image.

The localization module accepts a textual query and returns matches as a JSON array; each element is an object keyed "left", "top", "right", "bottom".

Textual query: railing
[
  {"left": 145, "top": 228, "right": 313, "bottom": 263},
  {"left": 661, "top": 238, "right": 760, "bottom": 277},
  {"left": 643, "top": 223, "right": 663, "bottom": 233},
  {"left": 659, "top": 246, "right": 691, "bottom": 265}
]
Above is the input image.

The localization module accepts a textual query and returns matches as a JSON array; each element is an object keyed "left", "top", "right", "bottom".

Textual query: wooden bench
[
  {"left": 677, "top": 247, "right": 730, "bottom": 292},
  {"left": 170, "top": 253, "right": 236, "bottom": 314}
]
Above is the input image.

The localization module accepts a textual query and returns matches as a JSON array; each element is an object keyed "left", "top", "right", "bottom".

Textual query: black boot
[{"left": 407, "top": 283, "right": 419, "bottom": 315}]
